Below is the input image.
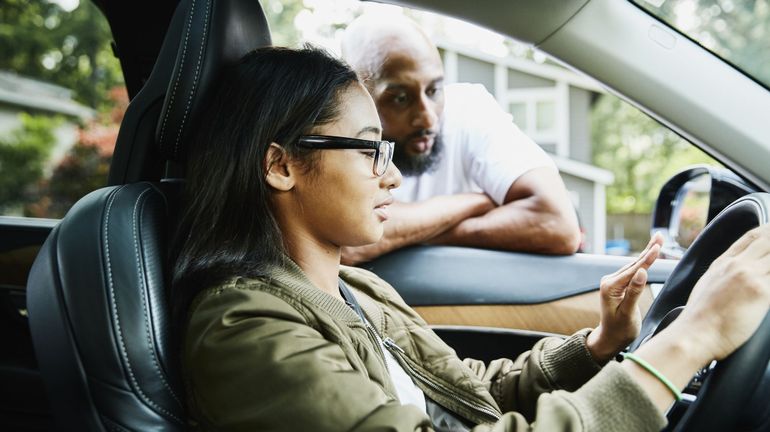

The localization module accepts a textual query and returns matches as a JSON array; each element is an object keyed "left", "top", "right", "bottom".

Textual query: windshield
[{"left": 632, "top": 0, "right": 770, "bottom": 88}]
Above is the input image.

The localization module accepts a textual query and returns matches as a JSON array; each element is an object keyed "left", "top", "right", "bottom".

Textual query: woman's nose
[{"left": 381, "top": 161, "right": 402, "bottom": 190}]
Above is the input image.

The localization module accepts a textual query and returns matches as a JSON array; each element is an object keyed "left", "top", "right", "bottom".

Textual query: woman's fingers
[
  {"left": 723, "top": 224, "right": 770, "bottom": 258},
  {"left": 735, "top": 225, "right": 770, "bottom": 260},
  {"left": 604, "top": 243, "right": 661, "bottom": 292},
  {"left": 618, "top": 267, "right": 647, "bottom": 315},
  {"left": 612, "top": 233, "right": 664, "bottom": 276}
]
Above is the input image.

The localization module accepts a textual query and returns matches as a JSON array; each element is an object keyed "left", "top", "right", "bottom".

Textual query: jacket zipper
[
  {"left": 362, "top": 319, "right": 391, "bottom": 376},
  {"left": 364, "top": 321, "right": 500, "bottom": 423}
]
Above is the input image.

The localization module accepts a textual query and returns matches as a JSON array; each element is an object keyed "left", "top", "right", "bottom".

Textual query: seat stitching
[
  {"left": 132, "top": 188, "right": 183, "bottom": 406},
  {"left": 103, "top": 186, "right": 184, "bottom": 423},
  {"left": 172, "top": 0, "right": 211, "bottom": 159},
  {"left": 101, "top": 415, "right": 130, "bottom": 432},
  {"left": 158, "top": 0, "right": 197, "bottom": 151}
]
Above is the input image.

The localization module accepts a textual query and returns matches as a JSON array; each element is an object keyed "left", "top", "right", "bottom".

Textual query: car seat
[{"left": 25, "top": 0, "right": 271, "bottom": 430}]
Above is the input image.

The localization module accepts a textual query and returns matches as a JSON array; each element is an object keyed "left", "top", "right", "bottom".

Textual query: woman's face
[{"left": 291, "top": 83, "right": 402, "bottom": 248}]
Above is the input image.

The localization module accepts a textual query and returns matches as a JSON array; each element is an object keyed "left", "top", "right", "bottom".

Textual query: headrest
[
  {"left": 108, "top": 0, "right": 271, "bottom": 184},
  {"left": 156, "top": 0, "right": 272, "bottom": 163}
]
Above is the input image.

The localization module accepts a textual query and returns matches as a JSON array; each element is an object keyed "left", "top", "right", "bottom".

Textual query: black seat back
[{"left": 26, "top": 0, "right": 271, "bottom": 430}]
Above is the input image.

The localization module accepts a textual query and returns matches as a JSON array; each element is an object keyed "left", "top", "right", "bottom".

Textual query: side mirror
[{"left": 651, "top": 165, "right": 757, "bottom": 258}]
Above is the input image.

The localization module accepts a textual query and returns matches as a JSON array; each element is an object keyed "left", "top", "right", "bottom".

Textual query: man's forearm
[
  {"left": 429, "top": 195, "right": 581, "bottom": 255},
  {"left": 341, "top": 193, "right": 494, "bottom": 265}
]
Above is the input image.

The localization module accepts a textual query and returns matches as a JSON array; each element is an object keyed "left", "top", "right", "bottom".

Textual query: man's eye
[
  {"left": 393, "top": 93, "right": 408, "bottom": 105},
  {"left": 360, "top": 150, "right": 376, "bottom": 159},
  {"left": 426, "top": 86, "right": 442, "bottom": 98}
]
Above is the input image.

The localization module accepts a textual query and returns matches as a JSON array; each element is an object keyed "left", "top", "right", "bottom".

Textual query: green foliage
[
  {"left": 591, "top": 95, "right": 720, "bottom": 214},
  {"left": 637, "top": 0, "right": 770, "bottom": 87},
  {"left": 0, "top": 114, "right": 59, "bottom": 214},
  {"left": 262, "top": 0, "right": 305, "bottom": 47},
  {"left": 0, "top": 0, "right": 124, "bottom": 111},
  {"left": 27, "top": 142, "right": 111, "bottom": 218}
]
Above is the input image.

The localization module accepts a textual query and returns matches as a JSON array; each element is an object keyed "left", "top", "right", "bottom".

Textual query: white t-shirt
[
  {"left": 381, "top": 342, "right": 427, "bottom": 414},
  {"left": 392, "top": 83, "right": 556, "bottom": 205}
]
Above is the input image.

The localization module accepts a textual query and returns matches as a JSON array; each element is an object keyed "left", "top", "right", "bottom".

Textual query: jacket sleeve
[
  {"left": 471, "top": 362, "right": 667, "bottom": 432},
  {"left": 463, "top": 330, "right": 666, "bottom": 432},
  {"left": 185, "top": 287, "right": 433, "bottom": 432},
  {"left": 463, "top": 329, "right": 601, "bottom": 419}
]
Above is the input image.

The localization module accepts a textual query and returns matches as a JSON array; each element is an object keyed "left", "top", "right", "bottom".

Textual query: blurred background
[{"left": 2, "top": 0, "right": 766, "bottom": 255}]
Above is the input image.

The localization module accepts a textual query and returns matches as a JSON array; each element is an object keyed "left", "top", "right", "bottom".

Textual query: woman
[{"left": 172, "top": 46, "right": 770, "bottom": 431}]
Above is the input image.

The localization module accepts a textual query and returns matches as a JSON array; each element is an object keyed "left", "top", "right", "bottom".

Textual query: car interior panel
[{"left": 24, "top": 0, "right": 272, "bottom": 430}]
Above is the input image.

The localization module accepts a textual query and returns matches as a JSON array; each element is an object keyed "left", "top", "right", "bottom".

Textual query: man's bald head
[{"left": 342, "top": 14, "right": 442, "bottom": 83}]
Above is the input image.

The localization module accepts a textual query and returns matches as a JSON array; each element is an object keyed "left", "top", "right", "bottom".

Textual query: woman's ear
[{"left": 265, "top": 143, "right": 295, "bottom": 191}]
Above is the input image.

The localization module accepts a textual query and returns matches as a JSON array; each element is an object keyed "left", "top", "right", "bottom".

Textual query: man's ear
[{"left": 265, "top": 143, "right": 295, "bottom": 191}]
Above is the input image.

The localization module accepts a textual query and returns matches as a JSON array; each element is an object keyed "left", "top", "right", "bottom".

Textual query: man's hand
[{"left": 586, "top": 233, "right": 663, "bottom": 363}]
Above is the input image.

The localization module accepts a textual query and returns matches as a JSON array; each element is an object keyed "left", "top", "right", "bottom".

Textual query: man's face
[{"left": 371, "top": 48, "right": 445, "bottom": 176}]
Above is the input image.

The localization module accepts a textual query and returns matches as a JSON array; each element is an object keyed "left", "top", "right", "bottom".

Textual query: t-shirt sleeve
[{"left": 454, "top": 84, "right": 556, "bottom": 205}]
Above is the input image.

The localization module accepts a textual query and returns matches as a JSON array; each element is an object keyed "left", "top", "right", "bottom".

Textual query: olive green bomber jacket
[{"left": 183, "top": 260, "right": 667, "bottom": 431}]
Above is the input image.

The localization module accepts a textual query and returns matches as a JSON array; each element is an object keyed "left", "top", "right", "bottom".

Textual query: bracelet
[{"left": 622, "top": 352, "right": 683, "bottom": 402}]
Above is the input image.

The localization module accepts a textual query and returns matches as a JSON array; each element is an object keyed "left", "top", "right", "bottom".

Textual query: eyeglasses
[{"left": 298, "top": 135, "right": 395, "bottom": 177}]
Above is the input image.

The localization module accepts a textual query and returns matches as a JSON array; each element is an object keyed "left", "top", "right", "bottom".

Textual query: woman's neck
[{"left": 284, "top": 232, "right": 343, "bottom": 301}]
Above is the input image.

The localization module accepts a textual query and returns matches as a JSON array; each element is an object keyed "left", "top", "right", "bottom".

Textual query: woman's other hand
[
  {"left": 586, "top": 233, "right": 663, "bottom": 363},
  {"left": 668, "top": 223, "right": 770, "bottom": 361},
  {"left": 625, "top": 224, "right": 770, "bottom": 413}
]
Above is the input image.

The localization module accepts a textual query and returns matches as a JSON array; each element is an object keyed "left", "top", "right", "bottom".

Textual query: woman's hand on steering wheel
[
  {"left": 670, "top": 223, "right": 770, "bottom": 362},
  {"left": 586, "top": 233, "right": 664, "bottom": 363}
]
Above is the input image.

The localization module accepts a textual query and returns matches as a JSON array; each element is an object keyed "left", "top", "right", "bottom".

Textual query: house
[{"left": 0, "top": 71, "right": 94, "bottom": 174}]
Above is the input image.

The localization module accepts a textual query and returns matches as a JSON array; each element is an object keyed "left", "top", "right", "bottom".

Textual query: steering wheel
[{"left": 628, "top": 193, "right": 770, "bottom": 432}]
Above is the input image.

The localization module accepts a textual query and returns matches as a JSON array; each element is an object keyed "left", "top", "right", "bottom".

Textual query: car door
[
  {"left": 0, "top": 218, "right": 56, "bottom": 429},
  {"left": 0, "top": 1, "right": 127, "bottom": 428},
  {"left": 363, "top": 246, "right": 676, "bottom": 362}
]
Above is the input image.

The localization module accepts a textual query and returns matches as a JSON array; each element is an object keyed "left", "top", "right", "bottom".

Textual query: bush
[{"left": 0, "top": 114, "right": 58, "bottom": 214}]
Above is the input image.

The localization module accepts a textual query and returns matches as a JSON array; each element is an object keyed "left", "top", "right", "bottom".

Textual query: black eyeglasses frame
[{"left": 297, "top": 134, "right": 394, "bottom": 177}]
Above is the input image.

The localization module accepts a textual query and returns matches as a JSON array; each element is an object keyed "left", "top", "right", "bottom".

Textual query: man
[{"left": 340, "top": 14, "right": 581, "bottom": 264}]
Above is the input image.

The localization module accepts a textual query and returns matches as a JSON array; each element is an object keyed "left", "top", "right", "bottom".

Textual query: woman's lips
[
  {"left": 374, "top": 206, "right": 389, "bottom": 221},
  {"left": 374, "top": 197, "right": 394, "bottom": 221}
]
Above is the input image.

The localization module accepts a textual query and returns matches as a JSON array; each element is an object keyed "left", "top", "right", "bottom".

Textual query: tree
[
  {"left": 638, "top": 0, "right": 770, "bottom": 86},
  {"left": 0, "top": 114, "right": 59, "bottom": 214},
  {"left": 0, "top": 0, "right": 124, "bottom": 111},
  {"left": 25, "top": 86, "right": 126, "bottom": 218},
  {"left": 591, "top": 95, "right": 720, "bottom": 214},
  {"left": 262, "top": 0, "right": 305, "bottom": 47}
]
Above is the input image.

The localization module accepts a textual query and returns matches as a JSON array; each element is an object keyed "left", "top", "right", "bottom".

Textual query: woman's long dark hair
[{"left": 171, "top": 46, "right": 358, "bottom": 326}]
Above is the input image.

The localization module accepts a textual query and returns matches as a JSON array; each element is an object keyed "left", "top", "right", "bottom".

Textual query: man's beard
[{"left": 390, "top": 132, "right": 444, "bottom": 176}]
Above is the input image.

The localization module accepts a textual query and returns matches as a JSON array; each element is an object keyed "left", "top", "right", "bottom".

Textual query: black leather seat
[{"left": 26, "top": 0, "right": 271, "bottom": 430}]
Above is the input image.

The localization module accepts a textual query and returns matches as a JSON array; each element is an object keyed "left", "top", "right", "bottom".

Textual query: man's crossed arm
[{"left": 341, "top": 167, "right": 581, "bottom": 265}]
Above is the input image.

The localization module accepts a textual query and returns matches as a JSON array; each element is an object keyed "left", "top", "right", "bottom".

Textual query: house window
[
  {"left": 506, "top": 88, "right": 559, "bottom": 153},
  {"left": 508, "top": 102, "right": 528, "bottom": 130},
  {"left": 535, "top": 100, "right": 556, "bottom": 132}
]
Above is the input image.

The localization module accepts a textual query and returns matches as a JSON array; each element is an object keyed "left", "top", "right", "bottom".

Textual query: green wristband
[{"left": 622, "top": 352, "right": 684, "bottom": 402}]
